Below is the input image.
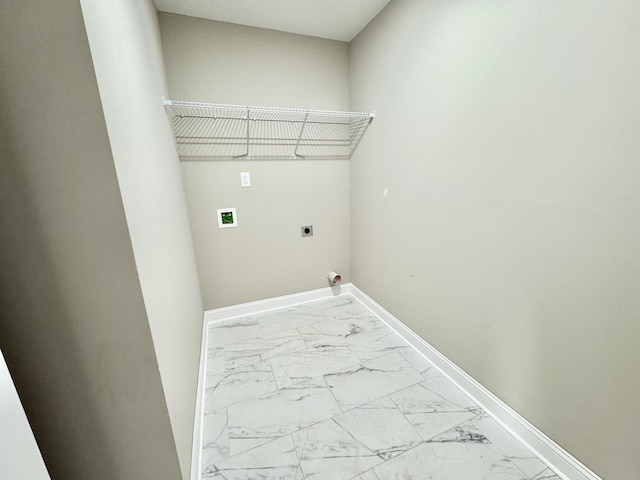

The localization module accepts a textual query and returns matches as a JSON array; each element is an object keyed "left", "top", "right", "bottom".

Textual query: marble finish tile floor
[{"left": 201, "top": 296, "right": 561, "bottom": 480}]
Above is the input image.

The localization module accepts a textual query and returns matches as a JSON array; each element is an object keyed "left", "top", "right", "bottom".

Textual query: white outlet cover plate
[{"left": 240, "top": 172, "right": 251, "bottom": 187}]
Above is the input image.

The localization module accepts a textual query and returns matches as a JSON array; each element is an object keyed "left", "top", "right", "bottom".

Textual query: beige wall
[
  {"left": 80, "top": 2, "right": 204, "bottom": 478},
  {"left": 0, "top": 1, "right": 182, "bottom": 478},
  {"left": 350, "top": 1, "right": 640, "bottom": 479},
  {"left": 159, "top": 14, "right": 351, "bottom": 308}
]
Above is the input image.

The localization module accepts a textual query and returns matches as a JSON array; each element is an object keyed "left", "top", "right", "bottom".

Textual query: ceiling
[{"left": 153, "top": 0, "right": 391, "bottom": 42}]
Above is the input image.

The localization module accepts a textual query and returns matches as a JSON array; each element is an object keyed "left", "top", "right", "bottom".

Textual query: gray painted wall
[
  {"left": 0, "top": 1, "right": 183, "bottom": 478},
  {"left": 349, "top": 1, "right": 640, "bottom": 479},
  {"left": 159, "top": 14, "right": 351, "bottom": 308},
  {"left": 80, "top": 2, "right": 204, "bottom": 478}
]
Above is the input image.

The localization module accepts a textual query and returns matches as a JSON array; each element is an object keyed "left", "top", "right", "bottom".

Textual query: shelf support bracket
[
  {"left": 244, "top": 108, "right": 251, "bottom": 158},
  {"left": 293, "top": 113, "right": 309, "bottom": 159}
]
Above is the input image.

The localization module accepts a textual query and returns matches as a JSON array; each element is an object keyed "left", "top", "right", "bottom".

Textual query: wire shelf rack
[{"left": 164, "top": 100, "right": 375, "bottom": 160}]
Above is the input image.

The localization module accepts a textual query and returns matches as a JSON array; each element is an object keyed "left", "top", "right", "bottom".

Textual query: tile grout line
[{"left": 288, "top": 433, "right": 306, "bottom": 479}]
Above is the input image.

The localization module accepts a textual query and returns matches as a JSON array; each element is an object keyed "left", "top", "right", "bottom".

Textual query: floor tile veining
[{"left": 202, "top": 296, "right": 560, "bottom": 479}]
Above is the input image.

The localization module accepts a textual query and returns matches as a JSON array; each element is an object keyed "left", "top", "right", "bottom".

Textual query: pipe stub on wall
[{"left": 327, "top": 271, "right": 341, "bottom": 286}]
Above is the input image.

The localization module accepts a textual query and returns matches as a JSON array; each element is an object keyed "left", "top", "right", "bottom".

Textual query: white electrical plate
[
  {"left": 240, "top": 172, "right": 251, "bottom": 187},
  {"left": 217, "top": 208, "right": 238, "bottom": 228}
]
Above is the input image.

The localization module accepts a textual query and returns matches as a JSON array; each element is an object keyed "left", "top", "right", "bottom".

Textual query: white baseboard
[
  {"left": 203, "top": 284, "right": 351, "bottom": 324},
  {"left": 193, "top": 283, "right": 602, "bottom": 480},
  {"left": 190, "top": 313, "right": 210, "bottom": 480},
  {"left": 349, "top": 284, "right": 603, "bottom": 480}
]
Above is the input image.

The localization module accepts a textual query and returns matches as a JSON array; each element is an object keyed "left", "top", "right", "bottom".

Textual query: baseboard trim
[
  {"left": 349, "top": 284, "right": 602, "bottom": 480},
  {"left": 203, "top": 284, "right": 352, "bottom": 324},
  {"left": 190, "top": 313, "right": 209, "bottom": 480}
]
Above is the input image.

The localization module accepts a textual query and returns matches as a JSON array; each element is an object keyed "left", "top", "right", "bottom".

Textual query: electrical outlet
[
  {"left": 240, "top": 172, "right": 251, "bottom": 187},
  {"left": 301, "top": 225, "right": 313, "bottom": 237}
]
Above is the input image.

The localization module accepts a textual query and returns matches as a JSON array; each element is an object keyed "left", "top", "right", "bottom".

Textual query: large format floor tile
[{"left": 201, "top": 296, "right": 558, "bottom": 479}]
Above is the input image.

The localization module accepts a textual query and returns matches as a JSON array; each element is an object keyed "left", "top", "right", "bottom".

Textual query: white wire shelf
[{"left": 164, "top": 100, "right": 375, "bottom": 160}]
